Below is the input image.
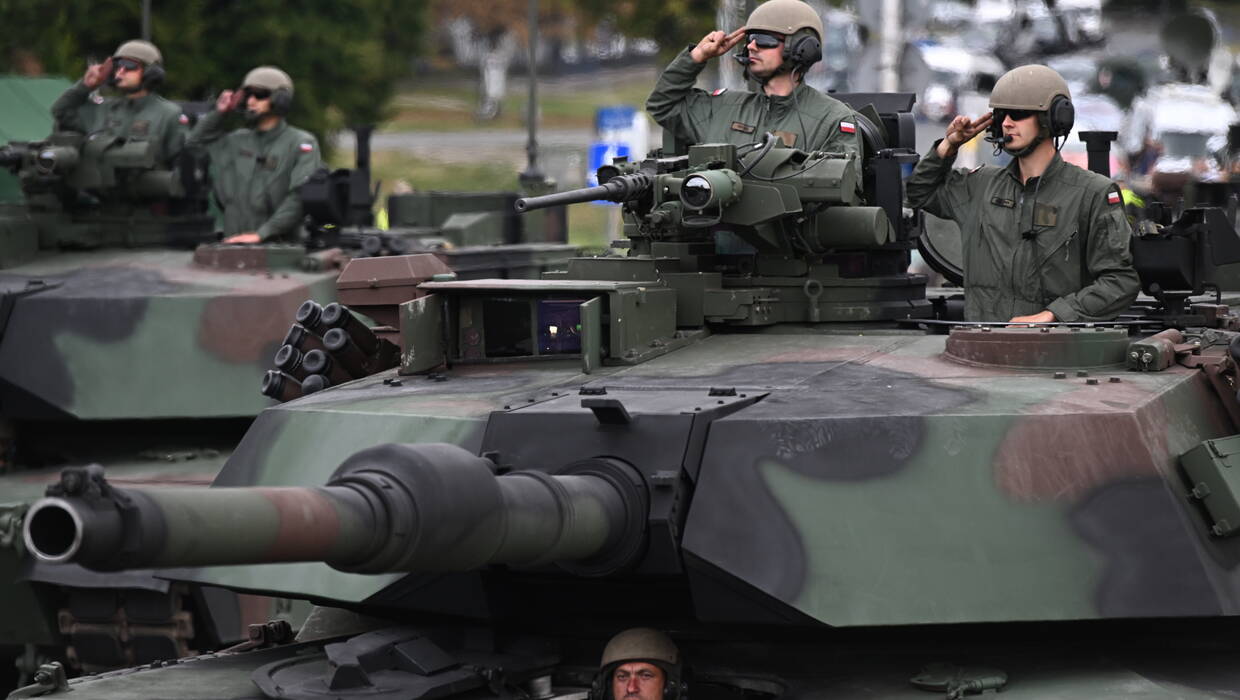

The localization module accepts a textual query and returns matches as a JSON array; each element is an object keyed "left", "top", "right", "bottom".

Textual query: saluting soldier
[
  {"left": 905, "top": 65, "right": 1140, "bottom": 323},
  {"left": 52, "top": 40, "right": 187, "bottom": 167},
  {"left": 646, "top": 0, "right": 860, "bottom": 156},
  {"left": 187, "top": 66, "right": 322, "bottom": 244}
]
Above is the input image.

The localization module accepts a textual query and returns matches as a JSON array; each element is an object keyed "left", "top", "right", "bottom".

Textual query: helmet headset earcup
[
  {"left": 141, "top": 63, "right": 165, "bottom": 90},
  {"left": 782, "top": 29, "right": 821, "bottom": 74},
  {"left": 270, "top": 88, "right": 293, "bottom": 116},
  {"left": 1047, "top": 94, "right": 1074, "bottom": 138}
]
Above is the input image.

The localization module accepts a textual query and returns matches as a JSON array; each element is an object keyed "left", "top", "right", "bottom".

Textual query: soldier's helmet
[
  {"left": 746, "top": 0, "right": 824, "bottom": 42},
  {"left": 746, "top": 0, "right": 824, "bottom": 73},
  {"left": 989, "top": 64, "right": 1075, "bottom": 139},
  {"left": 597, "top": 628, "right": 682, "bottom": 700},
  {"left": 243, "top": 66, "right": 295, "bottom": 116},
  {"left": 113, "top": 39, "right": 163, "bottom": 67},
  {"left": 243, "top": 66, "right": 295, "bottom": 95},
  {"left": 990, "top": 64, "right": 1072, "bottom": 111}
]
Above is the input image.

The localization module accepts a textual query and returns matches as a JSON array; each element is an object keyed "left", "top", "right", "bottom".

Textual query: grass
[
  {"left": 329, "top": 148, "right": 615, "bottom": 250},
  {"left": 383, "top": 68, "right": 656, "bottom": 132}
]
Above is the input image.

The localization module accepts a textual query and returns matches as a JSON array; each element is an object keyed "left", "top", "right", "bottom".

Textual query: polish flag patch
[
  {"left": 299, "top": 142, "right": 314, "bottom": 153},
  {"left": 1107, "top": 190, "right": 1121, "bottom": 205},
  {"left": 839, "top": 121, "right": 856, "bottom": 134},
  {"left": 178, "top": 114, "right": 189, "bottom": 125},
  {"left": 711, "top": 88, "right": 727, "bottom": 96}
]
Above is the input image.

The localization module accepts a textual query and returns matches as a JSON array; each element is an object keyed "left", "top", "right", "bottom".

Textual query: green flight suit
[
  {"left": 905, "top": 142, "right": 1140, "bottom": 322},
  {"left": 52, "top": 80, "right": 187, "bottom": 166},
  {"left": 187, "top": 111, "right": 322, "bottom": 241},
  {"left": 646, "top": 48, "right": 862, "bottom": 156}
]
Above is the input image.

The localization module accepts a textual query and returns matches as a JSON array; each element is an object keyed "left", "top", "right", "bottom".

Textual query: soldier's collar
[
  {"left": 124, "top": 92, "right": 155, "bottom": 109},
  {"left": 255, "top": 119, "right": 288, "bottom": 140},
  {"left": 1004, "top": 151, "right": 1065, "bottom": 185}
]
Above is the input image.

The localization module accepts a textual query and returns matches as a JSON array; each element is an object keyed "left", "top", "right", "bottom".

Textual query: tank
[
  {"left": 0, "top": 114, "right": 574, "bottom": 685},
  {"left": 15, "top": 94, "right": 1240, "bottom": 699}
]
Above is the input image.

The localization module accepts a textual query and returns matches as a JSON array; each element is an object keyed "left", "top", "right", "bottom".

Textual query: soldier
[
  {"left": 187, "top": 66, "right": 322, "bottom": 244},
  {"left": 594, "top": 628, "right": 684, "bottom": 700},
  {"left": 52, "top": 40, "right": 187, "bottom": 167},
  {"left": 646, "top": 0, "right": 861, "bottom": 156},
  {"left": 905, "top": 65, "right": 1140, "bottom": 323}
]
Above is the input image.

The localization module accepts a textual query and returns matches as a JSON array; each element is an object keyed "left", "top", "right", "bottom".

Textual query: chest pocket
[
  {"left": 964, "top": 184, "right": 1020, "bottom": 290},
  {"left": 1036, "top": 202, "right": 1092, "bottom": 304}
]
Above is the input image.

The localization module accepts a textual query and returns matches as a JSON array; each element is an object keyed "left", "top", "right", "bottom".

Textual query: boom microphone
[
  {"left": 984, "top": 134, "right": 1013, "bottom": 145},
  {"left": 733, "top": 52, "right": 752, "bottom": 66}
]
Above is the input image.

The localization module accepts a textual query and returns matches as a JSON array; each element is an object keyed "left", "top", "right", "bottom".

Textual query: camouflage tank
[
  {"left": 0, "top": 109, "right": 573, "bottom": 684},
  {"left": 16, "top": 94, "right": 1240, "bottom": 699}
]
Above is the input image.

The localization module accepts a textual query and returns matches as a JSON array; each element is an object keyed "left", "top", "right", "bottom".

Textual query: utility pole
[
  {"left": 879, "top": 0, "right": 901, "bottom": 92},
  {"left": 518, "top": 0, "right": 553, "bottom": 192},
  {"left": 716, "top": 0, "right": 755, "bottom": 91},
  {"left": 519, "top": 0, "right": 553, "bottom": 193}
]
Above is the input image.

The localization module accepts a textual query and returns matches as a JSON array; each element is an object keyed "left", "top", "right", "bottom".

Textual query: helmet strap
[{"left": 1004, "top": 113, "right": 1048, "bottom": 158}]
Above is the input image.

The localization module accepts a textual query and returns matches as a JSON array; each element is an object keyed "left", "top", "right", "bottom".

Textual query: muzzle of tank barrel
[{"left": 23, "top": 444, "right": 646, "bottom": 576}]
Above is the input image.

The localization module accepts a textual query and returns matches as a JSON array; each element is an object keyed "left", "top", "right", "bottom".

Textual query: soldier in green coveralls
[
  {"left": 905, "top": 64, "right": 1139, "bottom": 323},
  {"left": 52, "top": 40, "right": 187, "bottom": 167},
  {"left": 646, "top": 0, "right": 861, "bottom": 156},
  {"left": 187, "top": 66, "right": 322, "bottom": 244}
]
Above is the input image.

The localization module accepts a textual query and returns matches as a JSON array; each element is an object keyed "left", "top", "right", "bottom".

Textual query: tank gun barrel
[
  {"left": 515, "top": 172, "right": 653, "bottom": 212},
  {"left": 24, "top": 443, "right": 641, "bottom": 575}
]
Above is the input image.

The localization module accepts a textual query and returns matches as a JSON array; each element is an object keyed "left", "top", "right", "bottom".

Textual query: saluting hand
[
  {"left": 83, "top": 58, "right": 113, "bottom": 89},
  {"left": 690, "top": 27, "right": 748, "bottom": 63},
  {"left": 216, "top": 89, "right": 245, "bottom": 113},
  {"left": 937, "top": 113, "right": 993, "bottom": 159}
]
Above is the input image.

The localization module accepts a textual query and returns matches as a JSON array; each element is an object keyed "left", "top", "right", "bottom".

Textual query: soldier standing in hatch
[
  {"left": 646, "top": 0, "right": 860, "bottom": 156},
  {"left": 187, "top": 66, "right": 322, "bottom": 244},
  {"left": 905, "top": 65, "right": 1139, "bottom": 323},
  {"left": 52, "top": 40, "right": 187, "bottom": 167}
]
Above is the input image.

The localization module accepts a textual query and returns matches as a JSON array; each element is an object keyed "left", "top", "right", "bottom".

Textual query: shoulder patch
[
  {"left": 1106, "top": 186, "right": 1122, "bottom": 206},
  {"left": 299, "top": 142, "right": 314, "bottom": 153},
  {"left": 711, "top": 88, "right": 727, "bottom": 96},
  {"left": 178, "top": 113, "right": 189, "bottom": 125},
  {"left": 839, "top": 121, "right": 856, "bottom": 134}
]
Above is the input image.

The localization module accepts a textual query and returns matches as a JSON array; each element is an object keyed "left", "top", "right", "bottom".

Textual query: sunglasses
[
  {"left": 113, "top": 57, "right": 143, "bottom": 72},
  {"left": 747, "top": 32, "right": 784, "bottom": 49},
  {"left": 998, "top": 109, "right": 1037, "bottom": 122},
  {"left": 246, "top": 87, "right": 273, "bottom": 100}
]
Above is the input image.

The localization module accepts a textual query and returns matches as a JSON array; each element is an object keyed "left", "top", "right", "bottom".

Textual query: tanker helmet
[
  {"left": 243, "top": 66, "right": 294, "bottom": 116},
  {"left": 113, "top": 39, "right": 162, "bottom": 67},
  {"left": 593, "top": 628, "right": 683, "bottom": 700},
  {"left": 746, "top": 0, "right": 824, "bottom": 73},
  {"left": 112, "top": 39, "right": 164, "bottom": 89},
  {"left": 989, "top": 64, "right": 1074, "bottom": 139}
]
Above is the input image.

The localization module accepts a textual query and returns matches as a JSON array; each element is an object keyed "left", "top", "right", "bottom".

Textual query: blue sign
[{"left": 586, "top": 142, "right": 631, "bottom": 205}]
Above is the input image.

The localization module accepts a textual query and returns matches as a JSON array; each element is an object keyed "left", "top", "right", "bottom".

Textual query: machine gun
[{"left": 1, "top": 131, "right": 188, "bottom": 205}]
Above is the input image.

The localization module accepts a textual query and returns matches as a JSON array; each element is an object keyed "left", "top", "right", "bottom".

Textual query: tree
[
  {"left": 0, "top": 0, "right": 427, "bottom": 154},
  {"left": 576, "top": 0, "right": 717, "bottom": 63}
]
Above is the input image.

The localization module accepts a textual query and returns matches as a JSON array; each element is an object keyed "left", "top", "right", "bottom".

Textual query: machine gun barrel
[
  {"left": 23, "top": 443, "right": 638, "bottom": 575},
  {"left": 0, "top": 143, "right": 28, "bottom": 171},
  {"left": 515, "top": 172, "right": 653, "bottom": 212}
]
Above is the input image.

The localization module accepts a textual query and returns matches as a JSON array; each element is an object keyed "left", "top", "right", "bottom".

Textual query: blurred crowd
[{"left": 803, "top": 0, "right": 1238, "bottom": 208}]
